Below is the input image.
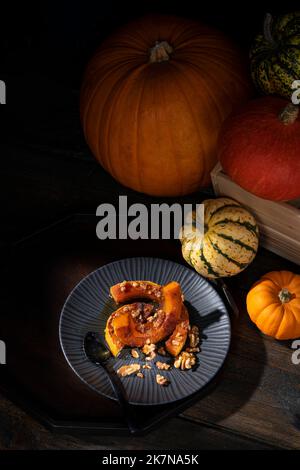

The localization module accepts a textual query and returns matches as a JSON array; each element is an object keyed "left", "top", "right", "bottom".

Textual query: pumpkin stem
[
  {"left": 149, "top": 41, "right": 173, "bottom": 63},
  {"left": 278, "top": 288, "right": 293, "bottom": 303},
  {"left": 279, "top": 103, "right": 299, "bottom": 125},
  {"left": 263, "top": 13, "right": 276, "bottom": 47}
]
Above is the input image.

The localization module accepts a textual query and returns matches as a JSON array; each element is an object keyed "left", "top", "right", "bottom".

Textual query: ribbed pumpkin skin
[
  {"left": 180, "top": 198, "right": 259, "bottom": 279},
  {"left": 219, "top": 97, "right": 300, "bottom": 201},
  {"left": 80, "top": 15, "right": 251, "bottom": 196},
  {"left": 247, "top": 271, "right": 300, "bottom": 340},
  {"left": 250, "top": 12, "right": 300, "bottom": 99}
]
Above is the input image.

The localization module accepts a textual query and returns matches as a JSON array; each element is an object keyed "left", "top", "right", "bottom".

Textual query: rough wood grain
[
  {"left": 1, "top": 88, "right": 300, "bottom": 450},
  {"left": 0, "top": 395, "right": 276, "bottom": 450},
  {"left": 181, "top": 311, "right": 300, "bottom": 449},
  {"left": 1, "top": 216, "right": 299, "bottom": 450}
]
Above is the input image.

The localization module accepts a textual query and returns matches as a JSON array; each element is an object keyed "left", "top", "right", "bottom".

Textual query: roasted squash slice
[
  {"left": 106, "top": 280, "right": 161, "bottom": 356},
  {"left": 165, "top": 305, "right": 189, "bottom": 356},
  {"left": 111, "top": 282, "right": 183, "bottom": 347},
  {"left": 110, "top": 280, "right": 161, "bottom": 304},
  {"left": 105, "top": 310, "right": 124, "bottom": 357}
]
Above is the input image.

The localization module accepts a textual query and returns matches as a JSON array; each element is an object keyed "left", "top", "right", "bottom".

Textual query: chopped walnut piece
[
  {"left": 145, "top": 351, "right": 156, "bottom": 361},
  {"left": 156, "top": 374, "right": 169, "bottom": 386},
  {"left": 117, "top": 364, "right": 141, "bottom": 377},
  {"left": 174, "top": 358, "right": 180, "bottom": 368},
  {"left": 156, "top": 361, "right": 171, "bottom": 370},
  {"left": 136, "top": 372, "right": 144, "bottom": 379},
  {"left": 143, "top": 304, "right": 155, "bottom": 319},
  {"left": 186, "top": 347, "right": 200, "bottom": 353},
  {"left": 142, "top": 343, "right": 156, "bottom": 355},
  {"left": 131, "top": 308, "right": 141, "bottom": 318},
  {"left": 143, "top": 341, "right": 156, "bottom": 361},
  {"left": 158, "top": 346, "right": 167, "bottom": 356},
  {"left": 143, "top": 364, "right": 152, "bottom": 370},
  {"left": 119, "top": 281, "right": 127, "bottom": 291},
  {"left": 189, "top": 325, "right": 200, "bottom": 348},
  {"left": 174, "top": 351, "right": 196, "bottom": 370},
  {"left": 131, "top": 349, "right": 139, "bottom": 359}
]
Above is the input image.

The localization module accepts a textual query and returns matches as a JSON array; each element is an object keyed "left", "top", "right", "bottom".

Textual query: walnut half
[
  {"left": 188, "top": 325, "right": 200, "bottom": 348},
  {"left": 174, "top": 351, "right": 196, "bottom": 370}
]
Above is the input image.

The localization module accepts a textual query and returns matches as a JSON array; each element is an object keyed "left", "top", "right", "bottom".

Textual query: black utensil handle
[
  {"left": 210, "top": 279, "right": 239, "bottom": 318},
  {"left": 217, "top": 279, "right": 239, "bottom": 318},
  {"left": 104, "top": 365, "right": 140, "bottom": 435}
]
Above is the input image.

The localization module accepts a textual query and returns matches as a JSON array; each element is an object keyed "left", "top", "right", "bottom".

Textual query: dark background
[
  {"left": 2, "top": 1, "right": 299, "bottom": 85},
  {"left": 1, "top": 2, "right": 300, "bottom": 451},
  {"left": 0, "top": 0, "right": 299, "bottom": 243}
]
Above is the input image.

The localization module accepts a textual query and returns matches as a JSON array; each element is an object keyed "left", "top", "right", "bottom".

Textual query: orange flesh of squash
[
  {"left": 105, "top": 309, "right": 124, "bottom": 357},
  {"left": 110, "top": 281, "right": 161, "bottom": 304},
  {"left": 111, "top": 281, "right": 183, "bottom": 347},
  {"left": 165, "top": 305, "right": 189, "bottom": 356}
]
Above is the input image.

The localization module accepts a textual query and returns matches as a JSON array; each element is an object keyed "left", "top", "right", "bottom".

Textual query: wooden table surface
[{"left": 1, "top": 82, "right": 300, "bottom": 450}]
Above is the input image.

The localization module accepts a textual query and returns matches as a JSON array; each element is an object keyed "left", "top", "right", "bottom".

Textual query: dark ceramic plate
[{"left": 59, "top": 257, "right": 231, "bottom": 406}]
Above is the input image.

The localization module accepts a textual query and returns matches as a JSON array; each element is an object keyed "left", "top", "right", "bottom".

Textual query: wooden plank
[
  {"left": 211, "top": 163, "right": 300, "bottom": 235},
  {"left": 181, "top": 310, "right": 300, "bottom": 449},
  {"left": 211, "top": 163, "right": 300, "bottom": 264},
  {"left": 260, "top": 225, "right": 300, "bottom": 266},
  {"left": 2, "top": 143, "right": 300, "bottom": 449},
  {"left": 0, "top": 394, "right": 276, "bottom": 450}
]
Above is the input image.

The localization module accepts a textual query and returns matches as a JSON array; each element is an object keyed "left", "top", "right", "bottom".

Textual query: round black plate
[{"left": 59, "top": 257, "right": 231, "bottom": 405}]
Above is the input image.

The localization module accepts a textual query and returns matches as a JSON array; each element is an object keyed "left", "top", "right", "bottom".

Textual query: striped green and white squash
[
  {"left": 250, "top": 12, "right": 300, "bottom": 99},
  {"left": 180, "top": 198, "right": 259, "bottom": 279}
]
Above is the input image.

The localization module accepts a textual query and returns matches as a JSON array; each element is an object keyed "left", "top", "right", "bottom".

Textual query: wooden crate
[{"left": 211, "top": 163, "right": 300, "bottom": 265}]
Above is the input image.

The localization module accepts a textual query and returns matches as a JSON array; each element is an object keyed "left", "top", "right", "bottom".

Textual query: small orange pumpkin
[{"left": 246, "top": 271, "right": 300, "bottom": 340}]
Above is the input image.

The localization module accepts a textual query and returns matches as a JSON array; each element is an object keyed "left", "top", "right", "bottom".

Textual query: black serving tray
[{"left": 0, "top": 214, "right": 230, "bottom": 435}]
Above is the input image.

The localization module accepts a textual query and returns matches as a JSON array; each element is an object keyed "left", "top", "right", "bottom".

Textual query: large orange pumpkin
[
  {"left": 80, "top": 15, "right": 251, "bottom": 196},
  {"left": 246, "top": 271, "right": 300, "bottom": 340}
]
